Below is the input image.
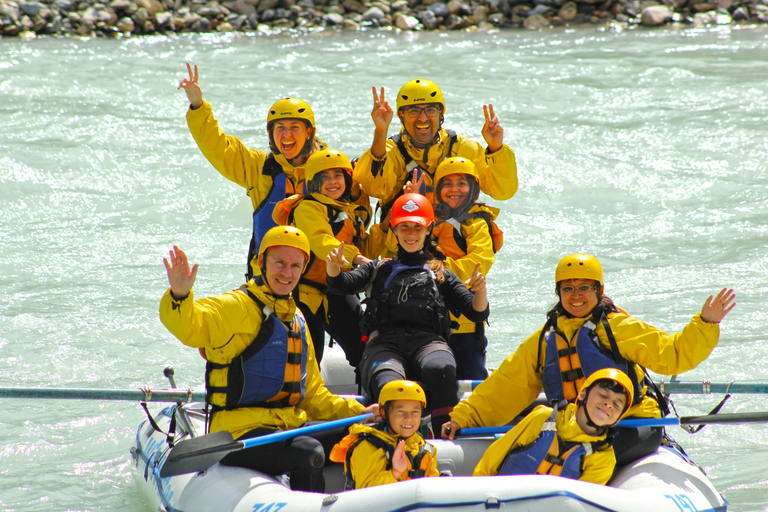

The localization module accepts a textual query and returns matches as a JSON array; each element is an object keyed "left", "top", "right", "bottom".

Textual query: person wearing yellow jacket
[
  {"left": 443, "top": 253, "right": 736, "bottom": 466},
  {"left": 474, "top": 368, "right": 634, "bottom": 485},
  {"left": 272, "top": 149, "right": 385, "bottom": 367},
  {"left": 160, "top": 225, "right": 377, "bottom": 492},
  {"left": 178, "top": 62, "right": 326, "bottom": 280},
  {"left": 353, "top": 80, "right": 518, "bottom": 215},
  {"left": 431, "top": 157, "right": 504, "bottom": 381},
  {"left": 330, "top": 380, "right": 439, "bottom": 489}
]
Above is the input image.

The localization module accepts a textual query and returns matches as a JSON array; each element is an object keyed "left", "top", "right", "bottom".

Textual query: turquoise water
[{"left": 1, "top": 26, "right": 768, "bottom": 511}]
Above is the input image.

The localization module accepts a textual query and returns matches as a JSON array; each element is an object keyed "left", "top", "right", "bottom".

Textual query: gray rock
[
  {"left": 640, "top": 4, "right": 670, "bottom": 25},
  {"left": 427, "top": 2, "right": 448, "bottom": 17},
  {"left": 419, "top": 8, "right": 438, "bottom": 27},
  {"left": 138, "top": 0, "right": 164, "bottom": 16},
  {"left": 132, "top": 7, "right": 148, "bottom": 24},
  {"left": 54, "top": 0, "right": 74, "bottom": 12},
  {"left": 535, "top": 0, "right": 564, "bottom": 7},
  {"left": 340, "top": 17, "right": 358, "bottom": 27},
  {"left": 246, "top": 12, "right": 259, "bottom": 26},
  {"left": 325, "top": 10, "right": 343, "bottom": 22},
  {"left": 472, "top": 5, "right": 488, "bottom": 20},
  {"left": 155, "top": 10, "right": 172, "bottom": 26},
  {"left": 44, "top": 15, "right": 61, "bottom": 33},
  {"left": 1, "top": 3, "right": 21, "bottom": 21},
  {"left": 223, "top": 0, "right": 256, "bottom": 15},
  {"left": 257, "top": 0, "right": 278, "bottom": 13},
  {"left": 488, "top": 11, "right": 503, "bottom": 23},
  {"left": 259, "top": 7, "right": 274, "bottom": 20},
  {"left": 191, "top": 16, "right": 210, "bottom": 29},
  {"left": 116, "top": 15, "right": 134, "bottom": 30},
  {"left": 361, "top": 5, "right": 384, "bottom": 19},
  {"left": 342, "top": 0, "right": 365, "bottom": 13},
  {"left": 391, "top": 0, "right": 408, "bottom": 10},
  {"left": 447, "top": 0, "right": 466, "bottom": 15},
  {"left": 394, "top": 11, "right": 419, "bottom": 27},
  {"left": 529, "top": 4, "right": 551, "bottom": 16},
  {"left": 523, "top": 12, "right": 548, "bottom": 27},
  {"left": 732, "top": 6, "right": 748, "bottom": 19},
  {"left": 20, "top": 2, "right": 44, "bottom": 17}
]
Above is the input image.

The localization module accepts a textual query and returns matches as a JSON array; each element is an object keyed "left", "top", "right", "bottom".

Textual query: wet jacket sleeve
[
  {"left": 293, "top": 200, "right": 361, "bottom": 265},
  {"left": 349, "top": 441, "right": 400, "bottom": 488},
  {"left": 454, "top": 135, "right": 518, "bottom": 201},
  {"left": 444, "top": 216, "right": 495, "bottom": 282},
  {"left": 440, "top": 270, "right": 489, "bottom": 323},
  {"left": 580, "top": 447, "right": 616, "bottom": 485},
  {"left": 450, "top": 326, "right": 545, "bottom": 429},
  {"left": 606, "top": 312, "right": 721, "bottom": 375},
  {"left": 353, "top": 142, "right": 405, "bottom": 201}
]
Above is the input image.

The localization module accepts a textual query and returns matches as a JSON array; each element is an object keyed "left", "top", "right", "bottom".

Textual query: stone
[
  {"left": 427, "top": 1, "right": 448, "bottom": 16},
  {"left": 223, "top": 0, "right": 256, "bottom": 15},
  {"left": 361, "top": 5, "right": 384, "bottom": 19},
  {"left": 1, "top": 3, "right": 21, "bottom": 21},
  {"left": 394, "top": 11, "right": 419, "bottom": 27},
  {"left": 19, "top": 2, "right": 44, "bottom": 17},
  {"left": 259, "top": 8, "right": 274, "bottom": 20},
  {"left": 446, "top": 0, "right": 465, "bottom": 15},
  {"left": 138, "top": 0, "right": 164, "bottom": 16},
  {"left": 529, "top": 4, "right": 551, "bottom": 15},
  {"left": 731, "top": 6, "right": 748, "bottom": 19},
  {"left": 640, "top": 4, "right": 670, "bottom": 25},
  {"left": 155, "top": 10, "right": 172, "bottom": 25},
  {"left": 218, "top": 20, "right": 234, "bottom": 28},
  {"left": 693, "top": 3, "right": 714, "bottom": 12},
  {"left": 472, "top": 4, "right": 488, "bottom": 20},
  {"left": 109, "top": 0, "right": 132, "bottom": 10},
  {"left": 324, "top": 10, "right": 343, "bottom": 22},
  {"left": 391, "top": 0, "right": 408, "bottom": 10},
  {"left": 191, "top": 16, "right": 210, "bottom": 29},
  {"left": 523, "top": 12, "right": 549, "bottom": 28},
  {"left": 341, "top": 0, "right": 365, "bottom": 13},
  {"left": 116, "top": 15, "right": 134, "bottom": 29},
  {"left": 132, "top": 6, "right": 149, "bottom": 23},
  {"left": 419, "top": 8, "right": 438, "bottom": 27},
  {"left": 559, "top": 1, "right": 576, "bottom": 19},
  {"left": 257, "top": 0, "right": 278, "bottom": 12},
  {"left": 488, "top": 11, "right": 502, "bottom": 23},
  {"left": 340, "top": 17, "right": 358, "bottom": 27}
]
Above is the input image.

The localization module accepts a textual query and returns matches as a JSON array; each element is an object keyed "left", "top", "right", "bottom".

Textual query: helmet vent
[
  {"left": 430, "top": 91, "right": 437, "bottom": 98},
  {"left": 298, "top": 108, "right": 306, "bottom": 114}
]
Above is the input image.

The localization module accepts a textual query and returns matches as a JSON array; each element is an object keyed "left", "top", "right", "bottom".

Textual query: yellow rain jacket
[
  {"left": 433, "top": 204, "right": 500, "bottom": 334},
  {"left": 329, "top": 423, "right": 439, "bottom": 489},
  {"left": 473, "top": 403, "right": 615, "bottom": 485},
  {"left": 354, "top": 127, "right": 518, "bottom": 205},
  {"left": 451, "top": 312, "right": 720, "bottom": 429},
  {"left": 159, "top": 279, "right": 365, "bottom": 440}
]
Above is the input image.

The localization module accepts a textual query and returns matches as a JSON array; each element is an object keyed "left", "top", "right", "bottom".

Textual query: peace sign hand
[
  {"left": 700, "top": 288, "right": 736, "bottom": 324},
  {"left": 371, "top": 86, "right": 394, "bottom": 132},
  {"left": 481, "top": 104, "right": 504, "bottom": 153},
  {"left": 403, "top": 170, "right": 425, "bottom": 195},
  {"left": 178, "top": 62, "right": 203, "bottom": 110}
]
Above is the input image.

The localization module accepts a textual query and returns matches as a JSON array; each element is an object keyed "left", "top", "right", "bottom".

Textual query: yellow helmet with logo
[
  {"left": 556, "top": 253, "right": 603, "bottom": 286},
  {"left": 258, "top": 225, "right": 311, "bottom": 271},
  {"left": 267, "top": 97, "right": 315, "bottom": 130},
  {"left": 379, "top": 380, "right": 427, "bottom": 407},
  {"left": 396, "top": 79, "right": 445, "bottom": 114},
  {"left": 578, "top": 368, "right": 634, "bottom": 420},
  {"left": 304, "top": 149, "right": 353, "bottom": 183},
  {"left": 434, "top": 157, "right": 480, "bottom": 185}
]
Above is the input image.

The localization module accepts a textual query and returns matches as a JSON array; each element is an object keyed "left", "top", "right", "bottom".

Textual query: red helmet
[{"left": 390, "top": 193, "right": 434, "bottom": 227}]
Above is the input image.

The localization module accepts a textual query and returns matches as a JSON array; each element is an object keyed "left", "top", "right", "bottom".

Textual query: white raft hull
[{"left": 131, "top": 403, "right": 727, "bottom": 512}]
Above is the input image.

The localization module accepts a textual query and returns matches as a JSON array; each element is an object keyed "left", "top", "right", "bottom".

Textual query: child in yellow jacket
[
  {"left": 473, "top": 368, "right": 633, "bottom": 485},
  {"left": 330, "top": 380, "right": 439, "bottom": 489}
]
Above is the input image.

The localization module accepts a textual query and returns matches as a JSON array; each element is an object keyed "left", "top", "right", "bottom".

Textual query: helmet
[
  {"left": 379, "top": 380, "right": 427, "bottom": 407},
  {"left": 556, "top": 254, "right": 603, "bottom": 286},
  {"left": 390, "top": 193, "right": 435, "bottom": 227},
  {"left": 258, "top": 226, "right": 311, "bottom": 271},
  {"left": 434, "top": 157, "right": 480, "bottom": 186},
  {"left": 579, "top": 368, "right": 634, "bottom": 421},
  {"left": 267, "top": 98, "right": 315, "bottom": 130},
  {"left": 396, "top": 79, "right": 445, "bottom": 114},
  {"left": 304, "top": 149, "right": 353, "bottom": 183}
]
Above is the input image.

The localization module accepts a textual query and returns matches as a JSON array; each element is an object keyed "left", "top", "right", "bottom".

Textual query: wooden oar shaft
[{"left": 0, "top": 387, "right": 206, "bottom": 403}]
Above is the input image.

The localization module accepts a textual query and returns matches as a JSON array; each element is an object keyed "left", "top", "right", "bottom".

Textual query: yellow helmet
[
  {"left": 258, "top": 226, "right": 311, "bottom": 271},
  {"left": 267, "top": 97, "right": 315, "bottom": 130},
  {"left": 434, "top": 157, "right": 480, "bottom": 185},
  {"left": 379, "top": 380, "right": 427, "bottom": 407},
  {"left": 556, "top": 253, "right": 603, "bottom": 286},
  {"left": 578, "top": 368, "right": 634, "bottom": 420},
  {"left": 396, "top": 79, "right": 445, "bottom": 114},
  {"left": 304, "top": 149, "right": 353, "bottom": 183}
]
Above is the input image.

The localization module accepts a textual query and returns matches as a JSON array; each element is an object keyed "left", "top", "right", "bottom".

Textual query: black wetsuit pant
[
  {"left": 612, "top": 425, "right": 664, "bottom": 468},
  {"left": 219, "top": 425, "right": 348, "bottom": 492},
  {"left": 298, "top": 293, "right": 364, "bottom": 371},
  {"left": 447, "top": 329, "right": 489, "bottom": 381},
  {"left": 361, "top": 329, "right": 458, "bottom": 435}
]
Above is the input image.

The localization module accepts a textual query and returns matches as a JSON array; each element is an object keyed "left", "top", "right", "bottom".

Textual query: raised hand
[
  {"left": 700, "top": 288, "right": 736, "bottom": 323},
  {"left": 178, "top": 62, "right": 203, "bottom": 110},
  {"left": 403, "top": 169, "right": 425, "bottom": 195},
  {"left": 326, "top": 241, "right": 347, "bottom": 278},
  {"left": 464, "top": 262, "right": 486, "bottom": 293},
  {"left": 391, "top": 439, "right": 407, "bottom": 480},
  {"left": 371, "top": 86, "right": 394, "bottom": 132},
  {"left": 163, "top": 246, "right": 199, "bottom": 300},
  {"left": 481, "top": 104, "right": 503, "bottom": 153}
]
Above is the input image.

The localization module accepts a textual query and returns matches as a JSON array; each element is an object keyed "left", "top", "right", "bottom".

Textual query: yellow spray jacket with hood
[
  {"left": 329, "top": 423, "right": 439, "bottom": 489},
  {"left": 473, "top": 403, "right": 616, "bottom": 485},
  {"left": 432, "top": 204, "right": 500, "bottom": 334},
  {"left": 354, "top": 127, "right": 518, "bottom": 205},
  {"left": 159, "top": 279, "right": 365, "bottom": 440},
  {"left": 450, "top": 312, "right": 720, "bottom": 430}
]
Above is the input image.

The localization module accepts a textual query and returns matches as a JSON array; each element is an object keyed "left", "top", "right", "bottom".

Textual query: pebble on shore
[{"left": 0, "top": 0, "right": 766, "bottom": 37}]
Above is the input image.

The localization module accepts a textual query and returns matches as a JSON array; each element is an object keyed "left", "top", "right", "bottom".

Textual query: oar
[
  {"left": 455, "top": 380, "right": 768, "bottom": 395},
  {"left": 457, "top": 411, "right": 768, "bottom": 437},
  {"left": 0, "top": 387, "right": 206, "bottom": 402},
  {"left": 159, "top": 412, "right": 373, "bottom": 478}
]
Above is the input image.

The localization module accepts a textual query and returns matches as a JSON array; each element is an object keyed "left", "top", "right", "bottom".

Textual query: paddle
[
  {"left": 159, "top": 412, "right": 373, "bottom": 478},
  {"left": 455, "top": 380, "right": 768, "bottom": 395},
  {"left": 0, "top": 387, "right": 206, "bottom": 402},
  {"left": 456, "top": 411, "right": 768, "bottom": 437}
]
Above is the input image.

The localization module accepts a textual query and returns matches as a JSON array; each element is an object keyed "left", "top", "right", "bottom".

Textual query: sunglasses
[
  {"left": 560, "top": 284, "right": 594, "bottom": 293},
  {"left": 404, "top": 106, "right": 441, "bottom": 118}
]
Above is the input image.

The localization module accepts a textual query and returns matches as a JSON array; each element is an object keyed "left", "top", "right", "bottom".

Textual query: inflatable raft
[{"left": 131, "top": 355, "right": 728, "bottom": 512}]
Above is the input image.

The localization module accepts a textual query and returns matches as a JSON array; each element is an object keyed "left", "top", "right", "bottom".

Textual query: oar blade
[{"left": 160, "top": 430, "right": 240, "bottom": 478}]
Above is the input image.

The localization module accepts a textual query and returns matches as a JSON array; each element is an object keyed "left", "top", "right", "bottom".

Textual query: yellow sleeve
[
  {"left": 353, "top": 143, "right": 408, "bottom": 202},
  {"left": 186, "top": 101, "right": 271, "bottom": 209},
  {"left": 444, "top": 216, "right": 495, "bottom": 281},
  {"left": 454, "top": 136, "right": 518, "bottom": 201},
  {"left": 579, "top": 447, "right": 616, "bottom": 485},
  {"left": 451, "top": 327, "right": 545, "bottom": 429},
  {"left": 360, "top": 222, "right": 390, "bottom": 260},
  {"left": 292, "top": 200, "right": 361, "bottom": 266},
  {"left": 473, "top": 406, "right": 552, "bottom": 476},
  {"left": 605, "top": 313, "right": 721, "bottom": 375},
  {"left": 349, "top": 440, "right": 400, "bottom": 488}
]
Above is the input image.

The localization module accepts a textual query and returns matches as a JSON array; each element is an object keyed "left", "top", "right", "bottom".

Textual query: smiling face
[
  {"left": 393, "top": 221, "right": 428, "bottom": 253},
  {"left": 316, "top": 168, "right": 346, "bottom": 200},
  {"left": 579, "top": 384, "right": 627, "bottom": 429},
  {"left": 258, "top": 245, "right": 306, "bottom": 296},
  {"left": 558, "top": 278, "right": 600, "bottom": 318},
  {"left": 399, "top": 103, "right": 441, "bottom": 148},
  {"left": 385, "top": 399, "right": 423, "bottom": 438},
  {"left": 271, "top": 119, "right": 310, "bottom": 160},
  {"left": 439, "top": 173, "right": 471, "bottom": 209}
]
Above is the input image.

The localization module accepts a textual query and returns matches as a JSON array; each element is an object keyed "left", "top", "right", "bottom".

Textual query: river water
[{"left": 1, "top": 25, "right": 767, "bottom": 511}]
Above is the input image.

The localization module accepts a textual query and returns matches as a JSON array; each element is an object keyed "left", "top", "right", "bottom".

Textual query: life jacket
[
  {"left": 432, "top": 209, "right": 504, "bottom": 259},
  {"left": 334, "top": 429, "right": 434, "bottom": 490},
  {"left": 376, "top": 130, "right": 458, "bottom": 220},
  {"left": 273, "top": 194, "right": 368, "bottom": 289},
  {"left": 361, "top": 260, "right": 453, "bottom": 340},
  {"left": 498, "top": 406, "right": 609, "bottom": 479},
  {"left": 204, "top": 286, "right": 309, "bottom": 412},
  {"left": 245, "top": 155, "right": 303, "bottom": 280},
  {"left": 537, "top": 308, "right": 644, "bottom": 406}
]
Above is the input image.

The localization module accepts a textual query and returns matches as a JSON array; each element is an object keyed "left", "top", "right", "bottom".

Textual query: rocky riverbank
[{"left": 1, "top": 0, "right": 766, "bottom": 37}]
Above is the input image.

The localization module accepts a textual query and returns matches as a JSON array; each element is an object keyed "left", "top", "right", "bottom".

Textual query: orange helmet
[{"left": 390, "top": 193, "right": 435, "bottom": 227}]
